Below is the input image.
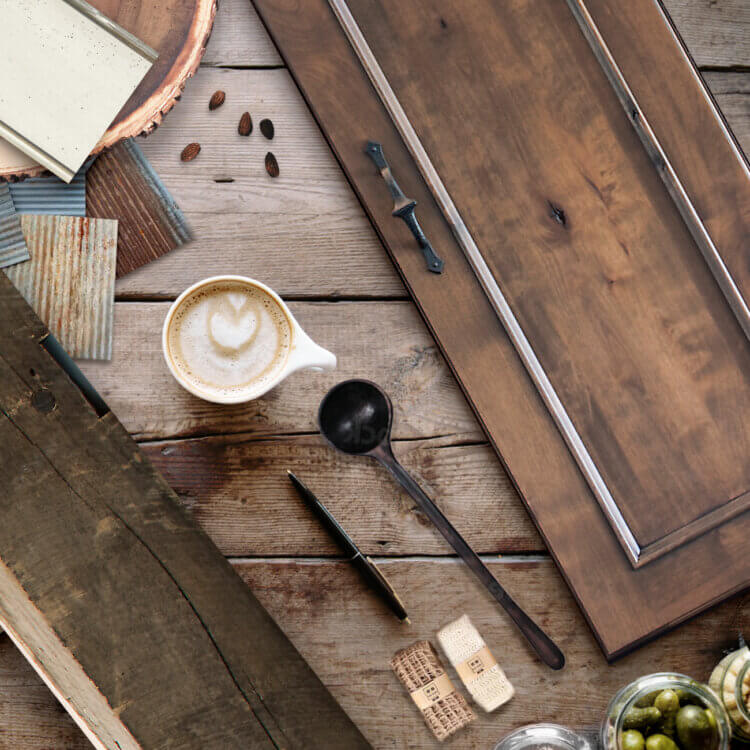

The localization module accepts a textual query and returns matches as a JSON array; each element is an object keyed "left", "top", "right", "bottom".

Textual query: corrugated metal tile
[
  {"left": 0, "top": 184, "right": 30, "bottom": 268},
  {"left": 4, "top": 215, "right": 118, "bottom": 360},
  {"left": 9, "top": 160, "right": 90, "bottom": 217},
  {"left": 87, "top": 138, "right": 192, "bottom": 277}
]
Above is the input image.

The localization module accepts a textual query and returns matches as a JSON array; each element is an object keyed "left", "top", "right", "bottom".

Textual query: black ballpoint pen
[{"left": 287, "top": 471, "right": 409, "bottom": 623}]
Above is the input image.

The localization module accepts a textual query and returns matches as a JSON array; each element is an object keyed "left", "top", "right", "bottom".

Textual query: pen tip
[{"left": 403, "top": 617, "right": 411, "bottom": 625}]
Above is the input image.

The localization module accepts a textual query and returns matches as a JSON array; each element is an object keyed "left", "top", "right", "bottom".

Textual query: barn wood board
[
  {"left": 0, "top": 272, "right": 370, "bottom": 749},
  {"left": 250, "top": 0, "right": 750, "bottom": 659},
  {"left": 0, "top": 0, "right": 216, "bottom": 182}
]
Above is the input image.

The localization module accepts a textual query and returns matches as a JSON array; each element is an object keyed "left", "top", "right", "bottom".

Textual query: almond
[
  {"left": 181, "top": 143, "right": 201, "bottom": 162},
  {"left": 260, "top": 118, "right": 274, "bottom": 140},
  {"left": 238, "top": 112, "right": 252, "bottom": 136},
  {"left": 265, "top": 152, "right": 279, "bottom": 178},
  {"left": 208, "top": 90, "right": 226, "bottom": 110}
]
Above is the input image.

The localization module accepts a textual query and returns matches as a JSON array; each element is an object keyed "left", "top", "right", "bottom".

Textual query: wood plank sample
[
  {"left": 0, "top": 272, "right": 370, "bottom": 748},
  {"left": 87, "top": 139, "right": 193, "bottom": 277},
  {"left": 5, "top": 216, "right": 118, "bottom": 360},
  {"left": 251, "top": 0, "right": 750, "bottom": 658}
]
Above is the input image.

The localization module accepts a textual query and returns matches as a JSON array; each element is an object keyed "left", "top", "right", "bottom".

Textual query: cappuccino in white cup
[{"left": 163, "top": 276, "right": 336, "bottom": 403}]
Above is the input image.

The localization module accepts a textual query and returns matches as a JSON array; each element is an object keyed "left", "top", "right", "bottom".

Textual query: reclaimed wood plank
[
  {"left": 118, "top": 67, "right": 401, "bottom": 299},
  {"left": 114, "top": 68, "right": 746, "bottom": 299},
  {"left": 203, "top": 0, "right": 281, "bottom": 66},
  {"left": 80, "top": 301, "right": 480, "bottom": 441},
  {"left": 237, "top": 557, "right": 749, "bottom": 748},
  {"left": 141, "top": 434, "right": 541, "bottom": 556},
  {"left": 661, "top": 0, "right": 750, "bottom": 69},
  {"left": 0, "top": 274, "right": 369, "bottom": 749},
  {"left": 0, "top": 638, "right": 89, "bottom": 750},
  {"left": 3, "top": 558, "right": 745, "bottom": 749},
  {"left": 201, "top": 0, "right": 750, "bottom": 69}
]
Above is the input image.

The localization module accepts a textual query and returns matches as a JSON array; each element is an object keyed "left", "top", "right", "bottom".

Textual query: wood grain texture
[
  {"left": 115, "top": 67, "right": 401, "bottom": 299},
  {"left": 141, "top": 433, "right": 541, "bottom": 556},
  {"left": 111, "top": 68, "right": 747, "bottom": 300},
  {"left": 80, "top": 301, "right": 479, "bottom": 441},
  {"left": 0, "top": 273, "right": 370, "bottom": 749},
  {"left": 5, "top": 558, "right": 746, "bottom": 749},
  {"left": 251, "top": 0, "right": 750, "bottom": 658},
  {"left": 240, "top": 558, "right": 749, "bottom": 749},
  {"left": 202, "top": 0, "right": 750, "bottom": 69}
]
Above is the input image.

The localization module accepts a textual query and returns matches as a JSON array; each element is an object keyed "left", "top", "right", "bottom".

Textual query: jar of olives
[
  {"left": 708, "top": 646, "right": 750, "bottom": 741},
  {"left": 602, "top": 674, "right": 730, "bottom": 750}
]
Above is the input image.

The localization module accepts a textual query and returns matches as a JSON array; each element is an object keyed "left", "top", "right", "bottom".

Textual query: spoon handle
[{"left": 376, "top": 450, "right": 565, "bottom": 670}]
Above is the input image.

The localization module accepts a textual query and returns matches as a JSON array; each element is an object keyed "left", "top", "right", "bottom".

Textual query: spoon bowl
[{"left": 318, "top": 379, "right": 392, "bottom": 455}]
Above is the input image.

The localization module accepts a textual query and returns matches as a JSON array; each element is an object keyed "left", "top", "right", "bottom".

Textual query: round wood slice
[{"left": 0, "top": 0, "right": 216, "bottom": 181}]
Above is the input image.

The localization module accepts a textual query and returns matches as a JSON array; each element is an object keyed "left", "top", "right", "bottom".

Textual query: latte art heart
[
  {"left": 208, "top": 300, "right": 261, "bottom": 353},
  {"left": 167, "top": 280, "right": 292, "bottom": 399}
]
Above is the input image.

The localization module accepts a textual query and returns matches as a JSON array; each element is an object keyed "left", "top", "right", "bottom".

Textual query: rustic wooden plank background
[{"left": 2, "top": 0, "right": 748, "bottom": 746}]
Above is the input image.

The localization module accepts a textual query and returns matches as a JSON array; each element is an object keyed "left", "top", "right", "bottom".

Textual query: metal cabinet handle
[{"left": 365, "top": 141, "right": 444, "bottom": 273}]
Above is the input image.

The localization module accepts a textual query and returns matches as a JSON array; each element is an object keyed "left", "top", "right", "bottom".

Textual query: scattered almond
[
  {"left": 260, "top": 118, "right": 274, "bottom": 140},
  {"left": 265, "top": 152, "right": 279, "bottom": 178},
  {"left": 238, "top": 112, "right": 252, "bottom": 136},
  {"left": 208, "top": 90, "right": 226, "bottom": 110},
  {"left": 181, "top": 143, "right": 201, "bottom": 162}
]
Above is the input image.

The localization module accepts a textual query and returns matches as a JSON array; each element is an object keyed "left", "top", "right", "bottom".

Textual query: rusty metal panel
[
  {"left": 0, "top": 184, "right": 29, "bottom": 268},
  {"left": 4, "top": 215, "right": 118, "bottom": 360},
  {"left": 87, "top": 138, "right": 192, "bottom": 277},
  {"left": 9, "top": 160, "right": 91, "bottom": 217}
]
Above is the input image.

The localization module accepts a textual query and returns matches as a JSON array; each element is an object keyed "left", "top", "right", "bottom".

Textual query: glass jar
[
  {"left": 494, "top": 723, "right": 593, "bottom": 750},
  {"left": 708, "top": 646, "right": 750, "bottom": 741},
  {"left": 602, "top": 673, "right": 731, "bottom": 750}
]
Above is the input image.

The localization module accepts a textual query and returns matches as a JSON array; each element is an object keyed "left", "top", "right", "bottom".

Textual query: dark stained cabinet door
[{"left": 251, "top": 0, "right": 750, "bottom": 658}]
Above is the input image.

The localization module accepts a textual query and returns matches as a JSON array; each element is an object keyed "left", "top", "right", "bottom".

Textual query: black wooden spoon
[{"left": 318, "top": 379, "right": 565, "bottom": 670}]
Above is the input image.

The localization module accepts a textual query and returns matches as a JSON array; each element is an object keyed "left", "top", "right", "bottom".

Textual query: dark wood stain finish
[
  {"left": 0, "top": 272, "right": 371, "bottom": 748},
  {"left": 250, "top": 0, "right": 750, "bottom": 658}
]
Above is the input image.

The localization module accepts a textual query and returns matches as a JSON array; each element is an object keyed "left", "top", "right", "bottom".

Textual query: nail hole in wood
[
  {"left": 31, "top": 389, "right": 56, "bottom": 413},
  {"left": 439, "top": 17, "right": 447, "bottom": 28}
]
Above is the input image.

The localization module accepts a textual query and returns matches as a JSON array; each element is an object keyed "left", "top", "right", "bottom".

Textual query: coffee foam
[{"left": 167, "top": 281, "right": 292, "bottom": 400}]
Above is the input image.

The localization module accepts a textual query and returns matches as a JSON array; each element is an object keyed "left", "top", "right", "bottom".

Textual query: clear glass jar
[
  {"left": 602, "top": 673, "right": 731, "bottom": 750},
  {"left": 708, "top": 646, "right": 750, "bottom": 741},
  {"left": 494, "top": 723, "right": 593, "bottom": 750}
]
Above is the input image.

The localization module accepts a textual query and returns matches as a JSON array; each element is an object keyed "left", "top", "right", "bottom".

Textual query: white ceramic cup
[{"left": 162, "top": 275, "right": 336, "bottom": 403}]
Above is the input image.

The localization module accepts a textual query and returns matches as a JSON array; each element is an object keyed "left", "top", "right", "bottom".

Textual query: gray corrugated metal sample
[
  {"left": 0, "top": 184, "right": 30, "bottom": 268},
  {"left": 5, "top": 215, "right": 118, "bottom": 360},
  {"left": 87, "top": 138, "right": 192, "bottom": 276},
  {"left": 9, "top": 161, "right": 90, "bottom": 216}
]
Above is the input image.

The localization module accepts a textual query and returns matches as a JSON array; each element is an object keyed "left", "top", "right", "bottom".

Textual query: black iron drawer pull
[{"left": 365, "top": 140, "right": 444, "bottom": 274}]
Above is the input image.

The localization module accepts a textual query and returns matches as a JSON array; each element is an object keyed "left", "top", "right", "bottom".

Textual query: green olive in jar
[
  {"left": 675, "top": 705, "right": 715, "bottom": 750},
  {"left": 645, "top": 734, "right": 678, "bottom": 750},
  {"left": 622, "top": 730, "right": 646, "bottom": 750}
]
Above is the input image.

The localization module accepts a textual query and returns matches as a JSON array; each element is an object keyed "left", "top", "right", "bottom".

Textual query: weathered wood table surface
[{"left": 1, "top": 1, "right": 748, "bottom": 747}]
